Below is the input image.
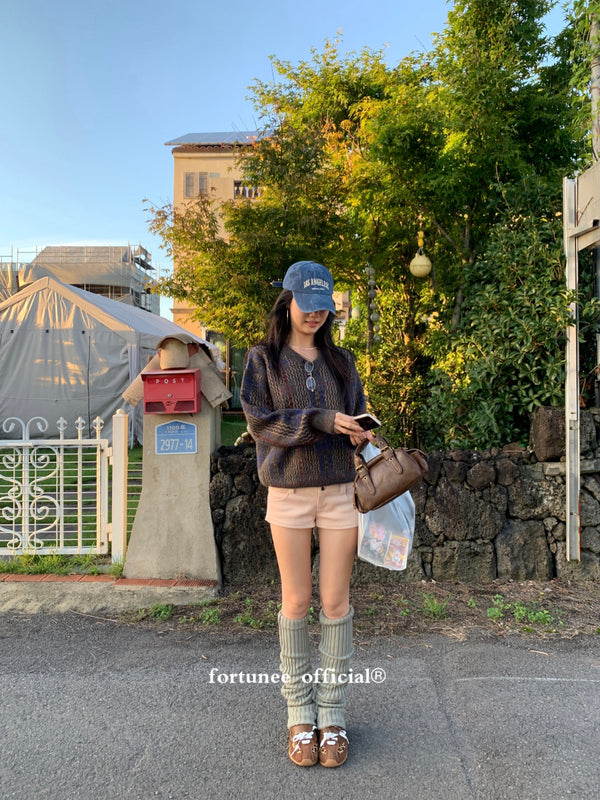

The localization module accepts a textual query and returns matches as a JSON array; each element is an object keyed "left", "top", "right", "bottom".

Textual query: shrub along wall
[{"left": 209, "top": 408, "right": 600, "bottom": 585}]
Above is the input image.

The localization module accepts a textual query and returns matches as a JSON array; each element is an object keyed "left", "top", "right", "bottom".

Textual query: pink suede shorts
[{"left": 266, "top": 482, "right": 358, "bottom": 530}]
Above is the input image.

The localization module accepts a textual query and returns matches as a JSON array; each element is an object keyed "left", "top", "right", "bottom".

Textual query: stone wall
[{"left": 210, "top": 409, "right": 600, "bottom": 585}]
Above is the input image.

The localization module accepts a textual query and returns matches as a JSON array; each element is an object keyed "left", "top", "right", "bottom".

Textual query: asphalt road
[{"left": 1, "top": 611, "right": 600, "bottom": 800}]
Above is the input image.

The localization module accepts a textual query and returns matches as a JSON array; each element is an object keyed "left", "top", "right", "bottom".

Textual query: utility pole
[
  {"left": 563, "top": 11, "right": 600, "bottom": 561},
  {"left": 591, "top": 16, "right": 600, "bottom": 405},
  {"left": 592, "top": 17, "right": 600, "bottom": 157}
]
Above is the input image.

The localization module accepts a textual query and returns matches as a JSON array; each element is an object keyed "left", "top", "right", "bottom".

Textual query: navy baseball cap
[{"left": 282, "top": 261, "right": 336, "bottom": 313}]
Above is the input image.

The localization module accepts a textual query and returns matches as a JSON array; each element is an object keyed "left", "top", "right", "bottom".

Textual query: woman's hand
[{"left": 333, "top": 413, "right": 375, "bottom": 446}]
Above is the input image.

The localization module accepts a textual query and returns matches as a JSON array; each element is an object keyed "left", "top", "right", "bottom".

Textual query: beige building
[
  {"left": 165, "top": 131, "right": 261, "bottom": 405},
  {"left": 165, "top": 131, "right": 260, "bottom": 337},
  {"left": 164, "top": 130, "right": 350, "bottom": 329}
]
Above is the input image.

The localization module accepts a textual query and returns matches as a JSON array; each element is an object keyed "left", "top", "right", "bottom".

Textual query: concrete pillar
[{"left": 123, "top": 405, "right": 221, "bottom": 584}]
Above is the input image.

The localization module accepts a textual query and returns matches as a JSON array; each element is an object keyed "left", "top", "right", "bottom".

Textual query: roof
[
  {"left": 165, "top": 131, "right": 261, "bottom": 146},
  {"left": 0, "top": 276, "right": 217, "bottom": 354}
]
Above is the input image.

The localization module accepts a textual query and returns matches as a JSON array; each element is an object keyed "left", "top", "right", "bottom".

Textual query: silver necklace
[{"left": 289, "top": 344, "right": 318, "bottom": 353}]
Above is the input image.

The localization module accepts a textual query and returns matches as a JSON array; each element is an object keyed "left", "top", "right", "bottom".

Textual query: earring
[{"left": 286, "top": 307, "right": 290, "bottom": 326}]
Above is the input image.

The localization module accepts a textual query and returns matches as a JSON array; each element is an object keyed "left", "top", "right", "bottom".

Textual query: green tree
[
  {"left": 421, "top": 1, "right": 600, "bottom": 449},
  {"left": 149, "top": 2, "right": 584, "bottom": 448},
  {"left": 383, "top": 0, "right": 575, "bottom": 325},
  {"left": 147, "top": 44, "right": 394, "bottom": 344},
  {"left": 569, "top": 0, "right": 600, "bottom": 160}
]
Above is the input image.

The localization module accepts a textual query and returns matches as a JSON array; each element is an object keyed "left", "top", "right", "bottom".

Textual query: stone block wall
[{"left": 210, "top": 409, "right": 600, "bottom": 585}]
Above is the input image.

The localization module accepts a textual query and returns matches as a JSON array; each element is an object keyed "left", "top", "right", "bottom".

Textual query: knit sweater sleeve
[{"left": 241, "top": 347, "right": 331, "bottom": 447}]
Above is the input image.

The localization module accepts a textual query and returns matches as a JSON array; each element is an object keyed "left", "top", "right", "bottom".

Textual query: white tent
[{"left": 0, "top": 277, "right": 216, "bottom": 443}]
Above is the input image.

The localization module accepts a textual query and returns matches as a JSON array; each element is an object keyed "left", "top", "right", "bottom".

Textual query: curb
[
  {"left": 0, "top": 573, "right": 219, "bottom": 615},
  {"left": 0, "top": 573, "right": 217, "bottom": 588}
]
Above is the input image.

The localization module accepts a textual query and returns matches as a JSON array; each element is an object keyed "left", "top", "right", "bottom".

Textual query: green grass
[
  {"left": 128, "top": 446, "right": 143, "bottom": 464},
  {"left": 107, "top": 557, "right": 124, "bottom": 578},
  {"left": 234, "top": 597, "right": 277, "bottom": 629},
  {"left": 486, "top": 594, "right": 562, "bottom": 629},
  {"left": 147, "top": 603, "right": 174, "bottom": 620},
  {"left": 0, "top": 552, "right": 108, "bottom": 575},
  {"left": 178, "top": 599, "right": 222, "bottom": 626},
  {"left": 221, "top": 417, "right": 249, "bottom": 446},
  {"left": 232, "top": 596, "right": 311, "bottom": 628},
  {"left": 421, "top": 592, "right": 450, "bottom": 619},
  {"left": 392, "top": 598, "right": 411, "bottom": 617}
]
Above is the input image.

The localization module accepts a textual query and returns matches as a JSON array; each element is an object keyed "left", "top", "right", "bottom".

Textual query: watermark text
[{"left": 207, "top": 667, "right": 386, "bottom": 685}]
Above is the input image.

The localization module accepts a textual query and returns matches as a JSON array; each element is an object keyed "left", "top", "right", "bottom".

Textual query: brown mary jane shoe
[
  {"left": 288, "top": 724, "right": 318, "bottom": 767},
  {"left": 318, "top": 725, "right": 349, "bottom": 767}
]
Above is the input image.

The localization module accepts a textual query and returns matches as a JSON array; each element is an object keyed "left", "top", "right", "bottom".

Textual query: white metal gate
[{"left": 0, "top": 412, "right": 128, "bottom": 560}]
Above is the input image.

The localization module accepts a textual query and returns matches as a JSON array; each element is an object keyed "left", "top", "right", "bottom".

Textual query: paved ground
[{"left": 1, "top": 577, "right": 600, "bottom": 800}]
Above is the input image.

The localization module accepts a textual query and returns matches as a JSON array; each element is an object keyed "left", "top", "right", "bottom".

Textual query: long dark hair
[{"left": 264, "top": 289, "right": 353, "bottom": 402}]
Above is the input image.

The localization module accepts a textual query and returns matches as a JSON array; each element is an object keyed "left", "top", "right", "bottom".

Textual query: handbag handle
[
  {"left": 353, "top": 432, "right": 390, "bottom": 462},
  {"left": 354, "top": 433, "right": 404, "bottom": 474},
  {"left": 354, "top": 435, "right": 428, "bottom": 474},
  {"left": 354, "top": 432, "right": 395, "bottom": 461}
]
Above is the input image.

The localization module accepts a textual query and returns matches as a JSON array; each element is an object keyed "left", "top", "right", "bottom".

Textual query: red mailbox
[{"left": 141, "top": 369, "right": 201, "bottom": 414}]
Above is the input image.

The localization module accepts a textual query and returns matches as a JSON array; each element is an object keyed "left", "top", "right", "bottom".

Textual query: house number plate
[{"left": 155, "top": 420, "right": 197, "bottom": 455}]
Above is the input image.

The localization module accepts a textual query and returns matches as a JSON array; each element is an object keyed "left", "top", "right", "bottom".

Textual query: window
[{"left": 184, "top": 172, "right": 209, "bottom": 198}]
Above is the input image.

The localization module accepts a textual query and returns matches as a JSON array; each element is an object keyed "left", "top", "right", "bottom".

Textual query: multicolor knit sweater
[{"left": 241, "top": 344, "right": 366, "bottom": 488}]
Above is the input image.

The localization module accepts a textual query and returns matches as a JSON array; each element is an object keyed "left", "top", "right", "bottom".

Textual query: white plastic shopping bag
[{"left": 356, "top": 442, "right": 415, "bottom": 571}]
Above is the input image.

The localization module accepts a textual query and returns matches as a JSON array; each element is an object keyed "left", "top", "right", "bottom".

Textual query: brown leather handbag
[{"left": 353, "top": 434, "right": 428, "bottom": 513}]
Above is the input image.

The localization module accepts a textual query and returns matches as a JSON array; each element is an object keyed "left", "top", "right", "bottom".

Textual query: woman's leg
[
  {"left": 270, "top": 525, "right": 313, "bottom": 619},
  {"left": 317, "top": 526, "right": 357, "bottom": 620},
  {"left": 270, "top": 524, "right": 317, "bottom": 763},
  {"left": 315, "top": 526, "right": 357, "bottom": 767}
]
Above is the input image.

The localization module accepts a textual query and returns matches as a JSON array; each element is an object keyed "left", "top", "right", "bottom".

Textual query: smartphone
[{"left": 354, "top": 413, "right": 381, "bottom": 431}]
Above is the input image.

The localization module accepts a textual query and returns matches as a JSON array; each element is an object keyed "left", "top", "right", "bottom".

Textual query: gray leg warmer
[
  {"left": 278, "top": 612, "right": 316, "bottom": 728},
  {"left": 315, "top": 606, "right": 354, "bottom": 730}
]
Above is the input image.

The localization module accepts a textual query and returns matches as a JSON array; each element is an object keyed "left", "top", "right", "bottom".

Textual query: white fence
[{"left": 0, "top": 411, "right": 128, "bottom": 562}]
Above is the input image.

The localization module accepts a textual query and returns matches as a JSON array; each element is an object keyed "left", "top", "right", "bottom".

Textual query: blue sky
[{"left": 0, "top": 0, "right": 568, "bottom": 314}]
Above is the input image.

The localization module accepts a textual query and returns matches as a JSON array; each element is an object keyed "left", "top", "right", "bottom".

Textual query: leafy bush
[
  {"left": 422, "top": 197, "right": 600, "bottom": 449},
  {"left": 344, "top": 274, "right": 438, "bottom": 447}
]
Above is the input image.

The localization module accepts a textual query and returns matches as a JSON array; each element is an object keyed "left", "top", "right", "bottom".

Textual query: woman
[{"left": 241, "top": 260, "right": 371, "bottom": 768}]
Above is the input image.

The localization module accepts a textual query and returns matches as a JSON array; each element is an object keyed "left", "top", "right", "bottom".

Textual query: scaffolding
[{"left": 0, "top": 245, "right": 159, "bottom": 314}]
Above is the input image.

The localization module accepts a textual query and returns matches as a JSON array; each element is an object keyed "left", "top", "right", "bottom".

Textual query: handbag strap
[{"left": 354, "top": 433, "right": 403, "bottom": 474}]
